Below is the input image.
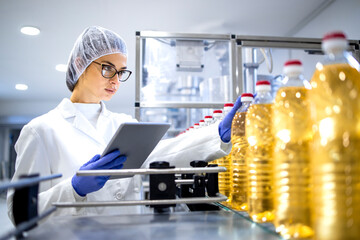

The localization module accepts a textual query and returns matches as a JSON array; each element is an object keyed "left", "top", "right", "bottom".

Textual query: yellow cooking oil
[
  {"left": 229, "top": 112, "right": 248, "bottom": 211},
  {"left": 217, "top": 154, "right": 231, "bottom": 200},
  {"left": 246, "top": 103, "right": 275, "bottom": 223},
  {"left": 216, "top": 106, "right": 233, "bottom": 203},
  {"left": 309, "top": 63, "right": 360, "bottom": 240},
  {"left": 273, "top": 87, "right": 313, "bottom": 239}
]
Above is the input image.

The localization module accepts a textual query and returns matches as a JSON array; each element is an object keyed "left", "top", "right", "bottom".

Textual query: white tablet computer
[{"left": 101, "top": 122, "right": 171, "bottom": 171}]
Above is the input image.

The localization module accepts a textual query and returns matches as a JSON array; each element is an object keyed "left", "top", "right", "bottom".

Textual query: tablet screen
[{"left": 101, "top": 122, "right": 171, "bottom": 171}]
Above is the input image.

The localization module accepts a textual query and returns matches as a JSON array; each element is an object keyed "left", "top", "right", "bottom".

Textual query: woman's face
[{"left": 73, "top": 53, "right": 128, "bottom": 103}]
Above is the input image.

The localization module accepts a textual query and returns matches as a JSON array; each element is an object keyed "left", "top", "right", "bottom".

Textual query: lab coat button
[
  {"left": 115, "top": 192, "right": 123, "bottom": 200},
  {"left": 134, "top": 187, "right": 139, "bottom": 193}
]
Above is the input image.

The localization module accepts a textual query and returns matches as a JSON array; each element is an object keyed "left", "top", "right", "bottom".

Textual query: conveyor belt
[{"left": 26, "top": 210, "right": 282, "bottom": 240}]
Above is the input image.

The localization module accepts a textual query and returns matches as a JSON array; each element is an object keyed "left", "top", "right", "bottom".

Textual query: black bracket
[
  {"left": 179, "top": 160, "right": 220, "bottom": 211},
  {"left": 13, "top": 174, "right": 39, "bottom": 229},
  {"left": 149, "top": 161, "right": 176, "bottom": 213},
  {"left": 0, "top": 173, "right": 61, "bottom": 240}
]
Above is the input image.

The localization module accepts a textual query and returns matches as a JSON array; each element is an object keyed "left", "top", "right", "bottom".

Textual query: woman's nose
[{"left": 109, "top": 74, "right": 120, "bottom": 83}]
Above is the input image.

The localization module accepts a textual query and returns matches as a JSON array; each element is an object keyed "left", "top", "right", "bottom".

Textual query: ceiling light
[
  {"left": 20, "top": 26, "right": 40, "bottom": 36},
  {"left": 55, "top": 64, "right": 68, "bottom": 72},
  {"left": 15, "top": 84, "right": 28, "bottom": 91}
]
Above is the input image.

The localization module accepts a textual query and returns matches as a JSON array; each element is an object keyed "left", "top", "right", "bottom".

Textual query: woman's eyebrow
[{"left": 102, "top": 61, "right": 127, "bottom": 69}]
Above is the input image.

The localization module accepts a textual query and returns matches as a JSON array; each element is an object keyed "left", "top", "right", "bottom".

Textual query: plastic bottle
[
  {"left": 309, "top": 32, "right": 360, "bottom": 240},
  {"left": 229, "top": 93, "right": 253, "bottom": 211},
  {"left": 204, "top": 115, "right": 213, "bottom": 126},
  {"left": 215, "top": 104, "right": 234, "bottom": 202},
  {"left": 212, "top": 110, "right": 223, "bottom": 123},
  {"left": 194, "top": 123, "right": 200, "bottom": 129},
  {"left": 199, "top": 120, "right": 206, "bottom": 127},
  {"left": 246, "top": 80, "right": 274, "bottom": 223},
  {"left": 273, "top": 60, "right": 313, "bottom": 239},
  {"left": 210, "top": 110, "right": 223, "bottom": 165}
]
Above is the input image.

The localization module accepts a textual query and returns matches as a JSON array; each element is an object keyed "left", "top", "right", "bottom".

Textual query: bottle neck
[
  {"left": 205, "top": 119, "right": 212, "bottom": 125},
  {"left": 213, "top": 116, "right": 222, "bottom": 122},
  {"left": 282, "top": 74, "right": 307, "bottom": 87},
  {"left": 321, "top": 50, "right": 360, "bottom": 71},
  {"left": 323, "top": 50, "right": 348, "bottom": 64},
  {"left": 238, "top": 101, "right": 252, "bottom": 112},
  {"left": 254, "top": 90, "right": 273, "bottom": 104}
]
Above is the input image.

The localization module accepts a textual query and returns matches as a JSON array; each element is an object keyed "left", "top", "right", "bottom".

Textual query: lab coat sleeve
[
  {"left": 6, "top": 125, "right": 84, "bottom": 224},
  {"left": 142, "top": 122, "right": 232, "bottom": 168}
]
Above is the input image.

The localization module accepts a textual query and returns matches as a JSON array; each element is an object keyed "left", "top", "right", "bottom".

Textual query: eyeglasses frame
[{"left": 92, "top": 61, "right": 132, "bottom": 82}]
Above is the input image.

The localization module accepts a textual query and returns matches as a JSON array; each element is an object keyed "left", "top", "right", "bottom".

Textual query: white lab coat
[{"left": 7, "top": 98, "right": 231, "bottom": 222}]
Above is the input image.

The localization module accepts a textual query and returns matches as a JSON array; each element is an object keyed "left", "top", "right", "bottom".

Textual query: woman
[{"left": 7, "top": 26, "right": 241, "bottom": 222}]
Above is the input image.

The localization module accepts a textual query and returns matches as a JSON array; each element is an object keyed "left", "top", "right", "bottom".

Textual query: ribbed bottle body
[
  {"left": 230, "top": 112, "right": 248, "bottom": 211},
  {"left": 246, "top": 103, "right": 274, "bottom": 223},
  {"left": 309, "top": 63, "right": 360, "bottom": 240},
  {"left": 273, "top": 87, "right": 313, "bottom": 238}
]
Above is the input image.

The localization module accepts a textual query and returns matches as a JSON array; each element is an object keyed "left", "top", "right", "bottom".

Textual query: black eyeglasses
[{"left": 92, "top": 61, "right": 132, "bottom": 82}]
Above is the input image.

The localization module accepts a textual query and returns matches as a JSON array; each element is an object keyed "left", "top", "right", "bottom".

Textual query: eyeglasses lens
[{"left": 102, "top": 65, "right": 116, "bottom": 78}]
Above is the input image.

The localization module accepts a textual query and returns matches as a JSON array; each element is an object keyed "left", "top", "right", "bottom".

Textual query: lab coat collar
[
  {"left": 57, "top": 98, "right": 111, "bottom": 119},
  {"left": 57, "top": 98, "right": 109, "bottom": 146}
]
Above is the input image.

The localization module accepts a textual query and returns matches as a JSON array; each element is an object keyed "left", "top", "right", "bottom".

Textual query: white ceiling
[{"left": 0, "top": 0, "right": 359, "bottom": 119}]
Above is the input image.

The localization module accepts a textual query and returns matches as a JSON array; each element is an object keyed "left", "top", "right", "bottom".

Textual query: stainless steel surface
[
  {"left": 53, "top": 195, "right": 227, "bottom": 208},
  {"left": 26, "top": 210, "right": 282, "bottom": 240},
  {"left": 243, "top": 48, "right": 258, "bottom": 94},
  {"left": 175, "top": 179, "right": 194, "bottom": 185},
  {"left": 76, "top": 167, "right": 226, "bottom": 176},
  {"left": 236, "top": 44, "right": 244, "bottom": 96},
  {"left": 240, "top": 41, "right": 322, "bottom": 50},
  {"left": 230, "top": 36, "right": 238, "bottom": 102},
  {"left": 139, "top": 102, "right": 230, "bottom": 108},
  {"left": 0, "top": 207, "right": 56, "bottom": 240},
  {"left": 138, "top": 31, "right": 232, "bottom": 40},
  {"left": 236, "top": 34, "right": 359, "bottom": 45}
]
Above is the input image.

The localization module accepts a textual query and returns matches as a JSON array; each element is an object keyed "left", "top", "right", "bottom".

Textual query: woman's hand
[
  {"left": 71, "top": 150, "right": 126, "bottom": 197},
  {"left": 218, "top": 96, "right": 242, "bottom": 143}
]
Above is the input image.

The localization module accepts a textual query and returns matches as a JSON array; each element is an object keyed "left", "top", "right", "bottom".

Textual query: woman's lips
[{"left": 105, "top": 88, "right": 116, "bottom": 94}]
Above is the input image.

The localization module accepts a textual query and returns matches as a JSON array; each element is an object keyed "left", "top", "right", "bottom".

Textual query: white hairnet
[{"left": 66, "top": 26, "right": 128, "bottom": 92}]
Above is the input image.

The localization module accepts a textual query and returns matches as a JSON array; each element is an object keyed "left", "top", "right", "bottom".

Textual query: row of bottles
[
  {"left": 228, "top": 32, "right": 360, "bottom": 240},
  {"left": 177, "top": 104, "right": 236, "bottom": 204}
]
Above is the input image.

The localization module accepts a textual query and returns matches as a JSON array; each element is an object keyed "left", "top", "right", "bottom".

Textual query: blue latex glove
[
  {"left": 72, "top": 150, "right": 126, "bottom": 197},
  {"left": 218, "top": 96, "right": 243, "bottom": 143}
]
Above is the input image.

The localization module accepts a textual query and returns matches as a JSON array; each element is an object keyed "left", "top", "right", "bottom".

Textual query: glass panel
[
  {"left": 140, "top": 107, "right": 222, "bottom": 138},
  {"left": 141, "top": 38, "right": 232, "bottom": 103},
  {"left": 240, "top": 47, "right": 324, "bottom": 97}
]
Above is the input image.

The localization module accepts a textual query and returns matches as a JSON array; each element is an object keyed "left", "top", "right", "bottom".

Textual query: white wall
[{"left": 294, "top": 0, "right": 360, "bottom": 39}]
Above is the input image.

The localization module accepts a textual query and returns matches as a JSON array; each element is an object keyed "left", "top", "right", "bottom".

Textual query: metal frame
[
  {"left": 76, "top": 166, "right": 226, "bottom": 177},
  {"left": 135, "top": 31, "right": 360, "bottom": 120},
  {"left": 53, "top": 195, "right": 227, "bottom": 208},
  {"left": 135, "top": 31, "right": 236, "bottom": 120},
  {"left": 236, "top": 35, "right": 360, "bottom": 95}
]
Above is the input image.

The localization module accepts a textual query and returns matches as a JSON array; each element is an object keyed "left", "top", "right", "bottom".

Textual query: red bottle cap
[
  {"left": 241, "top": 93, "right": 254, "bottom": 98},
  {"left": 224, "top": 103, "right": 234, "bottom": 107},
  {"left": 256, "top": 80, "right": 271, "bottom": 92},
  {"left": 256, "top": 80, "right": 271, "bottom": 85},
  {"left": 323, "top": 31, "right": 347, "bottom": 41},
  {"left": 284, "top": 60, "right": 302, "bottom": 66}
]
